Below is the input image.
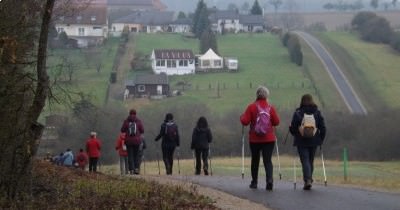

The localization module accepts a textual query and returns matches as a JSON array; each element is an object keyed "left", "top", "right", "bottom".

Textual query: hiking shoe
[
  {"left": 266, "top": 183, "right": 273, "bottom": 191},
  {"left": 249, "top": 182, "right": 257, "bottom": 189},
  {"left": 303, "top": 180, "right": 312, "bottom": 190},
  {"left": 204, "top": 170, "right": 209, "bottom": 176}
]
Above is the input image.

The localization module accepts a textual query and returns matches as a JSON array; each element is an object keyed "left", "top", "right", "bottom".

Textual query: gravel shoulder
[{"left": 140, "top": 175, "right": 270, "bottom": 210}]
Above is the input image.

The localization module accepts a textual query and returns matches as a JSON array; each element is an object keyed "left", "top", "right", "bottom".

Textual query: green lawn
[
  {"left": 44, "top": 38, "right": 120, "bottom": 114},
  {"left": 134, "top": 33, "right": 334, "bottom": 114},
  {"left": 316, "top": 32, "right": 400, "bottom": 110}
]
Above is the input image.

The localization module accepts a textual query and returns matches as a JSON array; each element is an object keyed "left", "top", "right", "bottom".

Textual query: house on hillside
[
  {"left": 169, "top": 18, "right": 192, "bottom": 33},
  {"left": 107, "top": 0, "right": 166, "bottom": 12},
  {"left": 151, "top": 49, "right": 195, "bottom": 75},
  {"left": 209, "top": 10, "right": 240, "bottom": 34},
  {"left": 125, "top": 73, "right": 169, "bottom": 98},
  {"left": 54, "top": 6, "right": 108, "bottom": 48},
  {"left": 111, "top": 11, "right": 174, "bottom": 35},
  {"left": 197, "top": 48, "right": 223, "bottom": 71},
  {"left": 239, "top": 15, "right": 265, "bottom": 32}
]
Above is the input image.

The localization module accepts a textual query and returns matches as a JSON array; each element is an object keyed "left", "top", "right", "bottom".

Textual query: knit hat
[{"left": 90, "top": 131, "right": 97, "bottom": 136}]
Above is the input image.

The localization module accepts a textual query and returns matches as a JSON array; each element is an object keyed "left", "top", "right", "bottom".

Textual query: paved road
[
  {"left": 295, "top": 31, "right": 367, "bottom": 115},
  {"left": 169, "top": 175, "right": 400, "bottom": 210}
]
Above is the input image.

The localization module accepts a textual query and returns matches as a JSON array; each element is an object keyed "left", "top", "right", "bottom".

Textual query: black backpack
[
  {"left": 128, "top": 121, "right": 137, "bottom": 137},
  {"left": 165, "top": 122, "right": 177, "bottom": 140}
]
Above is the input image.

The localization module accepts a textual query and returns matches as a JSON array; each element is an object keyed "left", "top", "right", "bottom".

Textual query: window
[
  {"left": 214, "top": 60, "right": 222, "bottom": 66},
  {"left": 167, "top": 60, "right": 176, "bottom": 68},
  {"left": 202, "top": 60, "right": 210, "bottom": 67},
  {"left": 91, "top": 16, "right": 96, "bottom": 22},
  {"left": 78, "top": 28, "right": 85, "bottom": 36},
  {"left": 57, "top": 28, "right": 64, "bottom": 33},
  {"left": 156, "top": 60, "right": 165, "bottom": 67},
  {"left": 138, "top": 85, "right": 145, "bottom": 92},
  {"left": 179, "top": 60, "right": 188, "bottom": 67}
]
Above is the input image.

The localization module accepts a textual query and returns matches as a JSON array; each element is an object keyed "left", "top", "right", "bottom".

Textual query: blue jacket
[
  {"left": 289, "top": 105, "right": 326, "bottom": 147},
  {"left": 62, "top": 151, "right": 74, "bottom": 166}
]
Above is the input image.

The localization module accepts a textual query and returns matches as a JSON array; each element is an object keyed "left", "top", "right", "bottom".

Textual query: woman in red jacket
[
  {"left": 240, "top": 86, "right": 280, "bottom": 191},
  {"left": 115, "top": 132, "right": 128, "bottom": 175},
  {"left": 86, "top": 132, "right": 101, "bottom": 172}
]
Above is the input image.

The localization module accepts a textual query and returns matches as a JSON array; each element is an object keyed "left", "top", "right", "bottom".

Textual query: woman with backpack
[
  {"left": 240, "top": 86, "right": 280, "bottom": 191},
  {"left": 191, "top": 116, "right": 213, "bottom": 175},
  {"left": 155, "top": 113, "right": 180, "bottom": 175},
  {"left": 289, "top": 94, "right": 326, "bottom": 190}
]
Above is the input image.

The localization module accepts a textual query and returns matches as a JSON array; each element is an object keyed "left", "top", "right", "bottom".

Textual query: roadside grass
[
  {"left": 43, "top": 38, "right": 120, "bottom": 114},
  {"left": 315, "top": 32, "right": 400, "bottom": 111},
  {"left": 133, "top": 33, "right": 343, "bottom": 114},
  {"left": 15, "top": 160, "right": 217, "bottom": 210},
  {"left": 104, "top": 156, "right": 400, "bottom": 193}
]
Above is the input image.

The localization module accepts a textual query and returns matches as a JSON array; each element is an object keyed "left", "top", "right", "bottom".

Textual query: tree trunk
[{"left": 0, "top": 0, "right": 55, "bottom": 202}]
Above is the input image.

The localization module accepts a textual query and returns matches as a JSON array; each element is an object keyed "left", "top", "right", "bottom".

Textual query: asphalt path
[
  {"left": 169, "top": 175, "right": 400, "bottom": 210},
  {"left": 295, "top": 31, "right": 367, "bottom": 115}
]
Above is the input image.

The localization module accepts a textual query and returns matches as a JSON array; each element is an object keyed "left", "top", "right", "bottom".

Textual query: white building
[
  {"left": 55, "top": 6, "right": 108, "bottom": 48},
  {"left": 151, "top": 49, "right": 195, "bottom": 75},
  {"left": 198, "top": 48, "right": 223, "bottom": 70}
]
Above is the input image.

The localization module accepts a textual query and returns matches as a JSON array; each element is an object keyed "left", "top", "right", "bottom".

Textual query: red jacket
[
  {"left": 240, "top": 99, "right": 280, "bottom": 143},
  {"left": 115, "top": 133, "right": 128, "bottom": 157},
  {"left": 86, "top": 137, "right": 101, "bottom": 158},
  {"left": 76, "top": 151, "right": 88, "bottom": 168}
]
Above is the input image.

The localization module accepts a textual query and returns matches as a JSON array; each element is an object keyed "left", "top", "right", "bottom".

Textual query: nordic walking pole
[
  {"left": 274, "top": 128, "right": 282, "bottom": 180},
  {"left": 320, "top": 146, "right": 327, "bottom": 186},
  {"left": 209, "top": 147, "right": 213, "bottom": 176},
  {"left": 177, "top": 147, "right": 181, "bottom": 175},
  {"left": 293, "top": 152, "right": 297, "bottom": 190},
  {"left": 283, "top": 129, "right": 290, "bottom": 145},
  {"left": 142, "top": 154, "right": 145, "bottom": 175},
  {"left": 192, "top": 150, "right": 195, "bottom": 173},
  {"left": 241, "top": 126, "right": 245, "bottom": 179},
  {"left": 157, "top": 154, "right": 161, "bottom": 175}
]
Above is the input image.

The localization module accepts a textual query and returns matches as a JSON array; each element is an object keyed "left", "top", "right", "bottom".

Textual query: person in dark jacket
[
  {"left": 155, "top": 113, "right": 180, "bottom": 175},
  {"left": 240, "top": 86, "right": 280, "bottom": 191},
  {"left": 191, "top": 116, "right": 213, "bottom": 175},
  {"left": 289, "top": 94, "right": 326, "bottom": 190},
  {"left": 120, "top": 109, "right": 144, "bottom": 175}
]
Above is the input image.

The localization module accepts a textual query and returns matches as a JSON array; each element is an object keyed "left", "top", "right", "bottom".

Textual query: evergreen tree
[
  {"left": 200, "top": 29, "right": 218, "bottom": 54},
  {"left": 177, "top": 11, "right": 186, "bottom": 19},
  {"left": 250, "top": 0, "right": 263, "bottom": 15},
  {"left": 192, "top": 0, "right": 207, "bottom": 38},
  {"left": 194, "top": 6, "right": 210, "bottom": 39}
]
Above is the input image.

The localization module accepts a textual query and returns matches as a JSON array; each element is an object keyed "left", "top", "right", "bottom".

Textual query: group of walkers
[
  {"left": 47, "top": 85, "right": 326, "bottom": 191},
  {"left": 48, "top": 132, "right": 102, "bottom": 172}
]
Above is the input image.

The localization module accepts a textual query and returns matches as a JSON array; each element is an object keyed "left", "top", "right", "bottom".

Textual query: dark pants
[
  {"left": 195, "top": 149, "right": 209, "bottom": 174},
  {"left": 127, "top": 145, "right": 140, "bottom": 173},
  {"left": 249, "top": 142, "right": 275, "bottom": 184},
  {"left": 162, "top": 147, "right": 175, "bottom": 175},
  {"left": 297, "top": 146, "right": 317, "bottom": 182},
  {"left": 89, "top": 157, "right": 98, "bottom": 172}
]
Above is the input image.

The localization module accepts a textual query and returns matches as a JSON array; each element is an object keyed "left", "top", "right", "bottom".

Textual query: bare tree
[
  {"left": 0, "top": 0, "right": 91, "bottom": 202},
  {"left": 269, "top": 0, "right": 283, "bottom": 25},
  {"left": 280, "top": 0, "right": 304, "bottom": 30}
]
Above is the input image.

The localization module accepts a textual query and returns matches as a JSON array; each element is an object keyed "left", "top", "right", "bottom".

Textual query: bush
[
  {"left": 351, "top": 11, "right": 377, "bottom": 29},
  {"left": 390, "top": 32, "right": 400, "bottom": 52},
  {"left": 287, "top": 33, "right": 303, "bottom": 66},
  {"left": 360, "top": 16, "right": 393, "bottom": 44},
  {"left": 281, "top": 32, "right": 290, "bottom": 47}
]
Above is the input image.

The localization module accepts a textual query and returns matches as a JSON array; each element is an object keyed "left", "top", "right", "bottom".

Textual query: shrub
[{"left": 390, "top": 32, "right": 400, "bottom": 52}]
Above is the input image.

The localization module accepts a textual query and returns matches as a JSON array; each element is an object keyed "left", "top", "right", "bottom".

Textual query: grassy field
[
  {"left": 103, "top": 156, "right": 400, "bottom": 193},
  {"left": 44, "top": 38, "right": 120, "bottom": 114},
  {"left": 316, "top": 32, "right": 400, "bottom": 111},
  {"left": 133, "top": 33, "right": 344, "bottom": 114}
]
